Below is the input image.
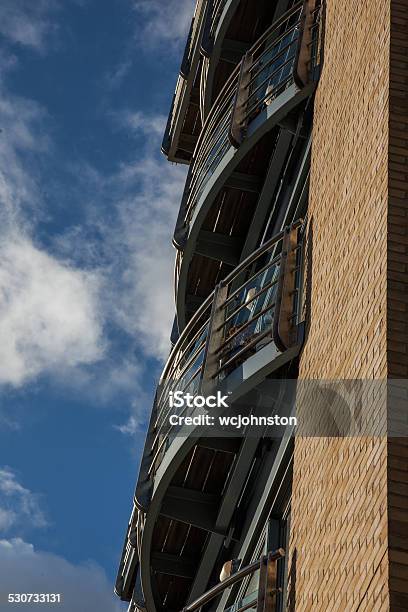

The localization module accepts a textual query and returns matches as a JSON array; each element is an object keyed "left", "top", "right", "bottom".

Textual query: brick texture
[{"left": 288, "top": 0, "right": 396, "bottom": 609}]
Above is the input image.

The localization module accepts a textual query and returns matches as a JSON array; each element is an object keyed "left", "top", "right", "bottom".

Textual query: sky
[{"left": 0, "top": 0, "right": 194, "bottom": 609}]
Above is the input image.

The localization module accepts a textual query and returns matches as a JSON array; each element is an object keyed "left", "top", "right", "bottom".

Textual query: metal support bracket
[
  {"left": 273, "top": 225, "right": 301, "bottom": 352},
  {"left": 229, "top": 51, "right": 253, "bottom": 148},
  {"left": 294, "top": 0, "right": 319, "bottom": 88},
  {"left": 257, "top": 552, "right": 281, "bottom": 612},
  {"left": 200, "top": 282, "right": 228, "bottom": 393}
]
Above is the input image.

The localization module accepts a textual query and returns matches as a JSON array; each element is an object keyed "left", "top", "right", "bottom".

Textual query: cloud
[
  {"left": 46, "top": 109, "right": 187, "bottom": 433},
  {"left": 104, "top": 60, "right": 132, "bottom": 91},
  {"left": 0, "top": 0, "right": 58, "bottom": 52},
  {"left": 0, "top": 41, "right": 183, "bottom": 421},
  {"left": 62, "top": 111, "right": 188, "bottom": 364},
  {"left": 0, "top": 236, "right": 104, "bottom": 386},
  {"left": 114, "top": 415, "right": 140, "bottom": 436},
  {"left": 131, "top": 0, "right": 195, "bottom": 48},
  {"left": 108, "top": 149, "right": 187, "bottom": 361},
  {"left": 119, "top": 110, "right": 166, "bottom": 138},
  {"left": 0, "top": 66, "right": 105, "bottom": 388},
  {"left": 0, "top": 468, "right": 47, "bottom": 533},
  {"left": 111, "top": 112, "right": 186, "bottom": 360},
  {"left": 0, "top": 538, "right": 123, "bottom": 611},
  {"left": 0, "top": 508, "right": 16, "bottom": 531}
]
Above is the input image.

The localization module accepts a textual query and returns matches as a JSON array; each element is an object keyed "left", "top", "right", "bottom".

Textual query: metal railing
[
  {"left": 177, "top": 0, "right": 323, "bottom": 231},
  {"left": 149, "top": 222, "right": 303, "bottom": 477},
  {"left": 181, "top": 549, "right": 285, "bottom": 612},
  {"left": 115, "top": 505, "right": 144, "bottom": 599},
  {"left": 161, "top": 1, "right": 207, "bottom": 158},
  {"left": 210, "top": 0, "right": 227, "bottom": 34},
  {"left": 201, "top": 0, "right": 228, "bottom": 57}
]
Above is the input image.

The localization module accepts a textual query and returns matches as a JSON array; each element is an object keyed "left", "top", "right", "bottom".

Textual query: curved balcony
[
  {"left": 199, "top": 0, "right": 311, "bottom": 120},
  {"left": 174, "top": 0, "right": 323, "bottom": 329},
  {"left": 116, "top": 223, "right": 304, "bottom": 611},
  {"left": 161, "top": 0, "right": 207, "bottom": 163}
]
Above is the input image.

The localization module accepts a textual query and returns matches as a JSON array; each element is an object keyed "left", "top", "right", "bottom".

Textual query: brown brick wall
[{"left": 288, "top": 0, "right": 392, "bottom": 609}]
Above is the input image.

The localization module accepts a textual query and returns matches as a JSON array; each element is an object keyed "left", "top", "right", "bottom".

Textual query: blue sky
[{"left": 0, "top": 0, "right": 193, "bottom": 609}]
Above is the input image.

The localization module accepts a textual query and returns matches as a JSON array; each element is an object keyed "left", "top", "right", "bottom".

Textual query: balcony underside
[{"left": 176, "top": 81, "right": 314, "bottom": 331}]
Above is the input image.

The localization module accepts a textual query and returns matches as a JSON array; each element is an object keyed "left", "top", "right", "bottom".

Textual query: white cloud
[
  {"left": 114, "top": 415, "right": 140, "bottom": 436},
  {"left": 0, "top": 468, "right": 47, "bottom": 533},
  {"left": 0, "top": 46, "right": 183, "bottom": 420},
  {"left": 0, "top": 66, "right": 105, "bottom": 388},
  {"left": 0, "top": 236, "right": 104, "bottom": 386},
  {"left": 108, "top": 154, "right": 187, "bottom": 361},
  {"left": 131, "top": 0, "right": 195, "bottom": 47},
  {"left": 0, "top": 538, "right": 123, "bottom": 611},
  {"left": 48, "top": 109, "right": 187, "bottom": 428},
  {"left": 0, "top": 0, "right": 57, "bottom": 52},
  {"left": 120, "top": 110, "right": 166, "bottom": 138},
  {"left": 62, "top": 111, "right": 187, "bottom": 366},
  {"left": 0, "top": 508, "right": 16, "bottom": 531}
]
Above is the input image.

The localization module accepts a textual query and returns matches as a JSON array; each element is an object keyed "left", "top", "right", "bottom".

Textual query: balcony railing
[
  {"left": 174, "top": 0, "right": 323, "bottom": 243},
  {"left": 181, "top": 549, "right": 285, "bottom": 612},
  {"left": 150, "top": 222, "right": 303, "bottom": 477},
  {"left": 161, "top": 2, "right": 207, "bottom": 162},
  {"left": 201, "top": 0, "right": 228, "bottom": 57},
  {"left": 115, "top": 504, "right": 145, "bottom": 600}
]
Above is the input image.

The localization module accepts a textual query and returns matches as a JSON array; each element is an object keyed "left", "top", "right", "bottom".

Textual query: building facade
[{"left": 115, "top": 0, "right": 408, "bottom": 610}]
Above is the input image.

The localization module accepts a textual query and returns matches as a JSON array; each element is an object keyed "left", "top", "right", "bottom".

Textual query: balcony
[
  {"left": 200, "top": 0, "right": 312, "bottom": 120},
  {"left": 161, "top": 0, "right": 207, "bottom": 163},
  {"left": 116, "top": 223, "right": 304, "bottom": 611},
  {"left": 174, "top": 0, "right": 323, "bottom": 329}
]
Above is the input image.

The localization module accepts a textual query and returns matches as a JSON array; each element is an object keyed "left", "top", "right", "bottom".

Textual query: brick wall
[{"left": 288, "top": 0, "right": 392, "bottom": 609}]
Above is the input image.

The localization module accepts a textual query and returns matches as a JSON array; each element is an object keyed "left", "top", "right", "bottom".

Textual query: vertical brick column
[
  {"left": 388, "top": 1, "right": 408, "bottom": 609},
  {"left": 288, "top": 0, "right": 391, "bottom": 609}
]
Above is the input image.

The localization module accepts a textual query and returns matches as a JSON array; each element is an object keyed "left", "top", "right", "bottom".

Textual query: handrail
[
  {"left": 180, "top": 17, "right": 195, "bottom": 79},
  {"left": 250, "top": 1, "right": 303, "bottom": 60},
  {"left": 210, "top": 0, "right": 228, "bottom": 37},
  {"left": 181, "top": 549, "right": 285, "bottom": 611}
]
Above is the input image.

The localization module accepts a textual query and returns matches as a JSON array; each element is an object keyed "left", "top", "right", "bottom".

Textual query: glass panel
[
  {"left": 221, "top": 259, "right": 281, "bottom": 363},
  {"left": 246, "top": 7, "right": 302, "bottom": 124},
  {"left": 224, "top": 590, "right": 258, "bottom": 612},
  {"left": 191, "top": 100, "right": 234, "bottom": 213},
  {"left": 156, "top": 345, "right": 205, "bottom": 430}
]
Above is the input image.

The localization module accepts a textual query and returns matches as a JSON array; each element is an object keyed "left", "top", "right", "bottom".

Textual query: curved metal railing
[
  {"left": 177, "top": 0, "right": 323, "bottom": 235},
  {"left": 182, "top": 549, "right": 285, "bottom": 612},
  {"left": 115, "top": 505, "right": 144, "bottom": 599},
  {"left": 201, "top": 0, "right": 228, "bottom": 57},
  {"left": 162, "top": 2, "right": 207, "bottom": 159},
  {"left": 149, "top": 222, "right": 304, "bottom": 477}
]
